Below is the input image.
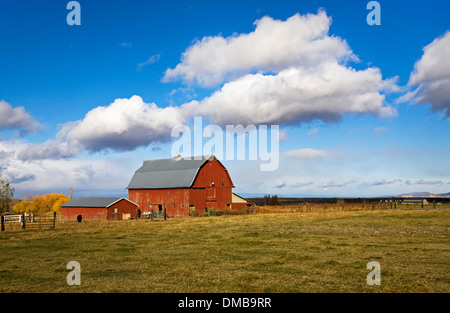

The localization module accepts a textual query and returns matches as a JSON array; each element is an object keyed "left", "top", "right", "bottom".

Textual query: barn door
[{"left": 112, "top": 208, "right": 119, "bottom": 220}]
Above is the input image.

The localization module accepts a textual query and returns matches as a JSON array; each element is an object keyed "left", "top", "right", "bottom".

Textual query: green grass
[{"left": 0, "top": 209, "right": 448, "bottom": 293}]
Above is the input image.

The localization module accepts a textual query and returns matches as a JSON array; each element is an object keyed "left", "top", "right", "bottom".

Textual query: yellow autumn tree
[{"left": 13, "top": 193, "right": 70, "bottom": 214}]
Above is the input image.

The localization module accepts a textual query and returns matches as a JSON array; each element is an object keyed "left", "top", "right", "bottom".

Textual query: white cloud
[
  {"left": 0, "top": 100, "right": 42, "bottom": 134},
  {"left": 137, "top": 54, "right": 161, "bottom": 71},
  {"left": 319, "top": 180, "right": 356, "bottom": 188},
  {"left": 163, "top": 11, "right": 356, "bottom": 86},
  {"left": 17, "top": 139, "right": 78, "bottom": 161},
  {"left": 359, "top": 179, "right": 402, "bottom": 187},
  {"left": 17, "top": 95, "right": 186, "bottom": 160},
  {"left": 410, "top": 31, "right": 450, "bottom": 85},
  {"left": 62, "top": 95, "right": 185, "bottom": 153},
  {"left": 183, "top": 62, "right": 397, "bottom": 125},
  {"left": 0, "top": 140, "right": 133, "bottom": 195},
  {"left": 283, "top": 148, "right": 329, "bottom": 160},
  {"left": 407, "top": 31, "right": 450, "bottom": 117},
  {"left": 405, "top": 179, "right": 443, "bottom": 185}
]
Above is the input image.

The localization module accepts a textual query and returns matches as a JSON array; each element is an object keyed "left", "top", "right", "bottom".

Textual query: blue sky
[{"left": 0, "top": 0, "right": 449, "bottom": 198}]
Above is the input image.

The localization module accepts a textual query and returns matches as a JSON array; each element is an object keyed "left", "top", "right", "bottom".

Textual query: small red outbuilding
[{"left": 61, "top": 197, "right": 139, "bottom": 221}]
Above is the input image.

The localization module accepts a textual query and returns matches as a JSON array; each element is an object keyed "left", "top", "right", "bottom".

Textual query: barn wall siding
[
  {"left": 128, "top": 188, "right": 191, "bottom": 217},
  {"left": 231, "top": 202, "right": 251, "bottom": 210}
]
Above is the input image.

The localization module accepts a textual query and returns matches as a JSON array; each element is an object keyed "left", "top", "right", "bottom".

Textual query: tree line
[
  {"left": 0, "top": 174, "right": 71, "bottom": 214},
  {"left": 263, "top": 194, "right": 281, "bottom": 205}
]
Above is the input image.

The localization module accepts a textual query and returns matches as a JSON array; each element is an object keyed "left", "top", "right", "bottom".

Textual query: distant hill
[{"left": 397, "top": 192, "right": 450, "bottom": 198}]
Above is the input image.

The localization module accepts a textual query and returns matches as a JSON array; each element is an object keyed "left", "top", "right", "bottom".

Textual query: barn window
[
  {"left": 173, "top": 204, "right": 176, "bottom": 209},
  {"left": 181, "top": 204, "right": 184, "bottom": 208}
]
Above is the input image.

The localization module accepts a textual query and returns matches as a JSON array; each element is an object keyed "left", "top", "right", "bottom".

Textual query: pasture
[{"left": 0, "top": 209, "right": 448, "bottom": 293}]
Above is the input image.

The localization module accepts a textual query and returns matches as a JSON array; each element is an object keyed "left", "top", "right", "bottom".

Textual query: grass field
[{"left": 0, "top": 209, "right": 448, "bottom": 293}]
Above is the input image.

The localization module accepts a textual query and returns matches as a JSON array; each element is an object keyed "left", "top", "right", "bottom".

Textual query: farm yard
[{"left": 0, "top": 208, "right": 448, "bottom": 293}]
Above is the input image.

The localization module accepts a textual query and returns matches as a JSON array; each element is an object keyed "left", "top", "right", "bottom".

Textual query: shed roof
[
  {"left": 127, "top": 154, "right": 218, "bottom": 189},
  {"left": 61, "top": 197, "right": 137, "bottom": 208}
]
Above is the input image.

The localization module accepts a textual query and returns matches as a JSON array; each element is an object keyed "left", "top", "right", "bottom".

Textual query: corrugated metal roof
[
  {"left": 61, "top": 197, "right": 123, "bottom": 208},
  {"left": 127, "top": 154, "right": 215, "bottom": 189}
]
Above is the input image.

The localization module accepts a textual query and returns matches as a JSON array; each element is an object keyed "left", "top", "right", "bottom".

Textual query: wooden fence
[
  {"left": 212, "top": 200, "right": 445, "bottom": 216},
  {"left": 1, "top": 212, "right": 57, "bottom": 232},
  {"left": 140, "top": 208, "right": 167, "bottom": 221}
]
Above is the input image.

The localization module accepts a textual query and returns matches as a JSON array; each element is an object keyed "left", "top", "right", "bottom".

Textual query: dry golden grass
[{"left": 0, "top": 209, "right": 448, "bottom": 293}]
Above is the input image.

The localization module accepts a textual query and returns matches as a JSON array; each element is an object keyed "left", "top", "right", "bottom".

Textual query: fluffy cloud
[
  {"left": 16, "top": 96, "right": 186, "bottom": 160},
  {"left": 183, "top": 62, "right": 397, "bottom": 125},
  {"left": 408, "top": 31, "right": 450, "bottom": 117},
  {"left": 0, "top": 100, "right": 42, "bottom": 134},
  {"left": 163, "top": 11, "right": 356, "bottom": 86},
  {"left": 17, "top": 140, "right": 77, "bottom": 161},
  {"left": 62, "top": 95, "right": 185, "bottom": 153}
]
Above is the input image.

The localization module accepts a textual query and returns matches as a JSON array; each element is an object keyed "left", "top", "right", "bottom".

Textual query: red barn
[
  {"left": 127, "top": 154, "right": 235, "bottom": 216},
  {"left": 61, "top": 197, "right": 139, "bottom": 221}
]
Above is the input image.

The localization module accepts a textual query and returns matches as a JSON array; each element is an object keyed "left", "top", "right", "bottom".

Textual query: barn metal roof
[
  {"left": 61, "top": 197, "right": 133, "bottom": 208},
  {"left": 126, "top": 154, "right": 215, "bottom": 189}
]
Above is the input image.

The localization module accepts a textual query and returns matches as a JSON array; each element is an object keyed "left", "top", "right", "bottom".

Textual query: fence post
[
  {"left": 53, "top": 212, "right": 56, "bottom": 229},
  {"left": 433, "top": 201, "right": 436, "bottom": 209},
  {"left": 164, "top": 207, "right": 167, "bottom": 221},
  {"left": 151, "top": 209, "right": 153, "bottom": 221},
  {"left": 421, "top": 199, "right": 424, "bottom": 209},
  {"left": 1, "top": 215, "right": 4, "bottom": 232},
  {"left": 22, "top": 213, "right": 26, "bottom": 230}
]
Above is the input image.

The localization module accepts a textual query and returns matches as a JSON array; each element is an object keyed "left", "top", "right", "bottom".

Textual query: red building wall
[
  {"left": 128, "top": 188, "right": 190, "bottom": 217},
  {"left": 61, "top": 199, "right": 138, "bottom": 221},
  {"left": 61, "top": 207, "right": 107, "bottom": 221},
  {"left": 106, "top": 199, "right": 139, "bottom": 220}
]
